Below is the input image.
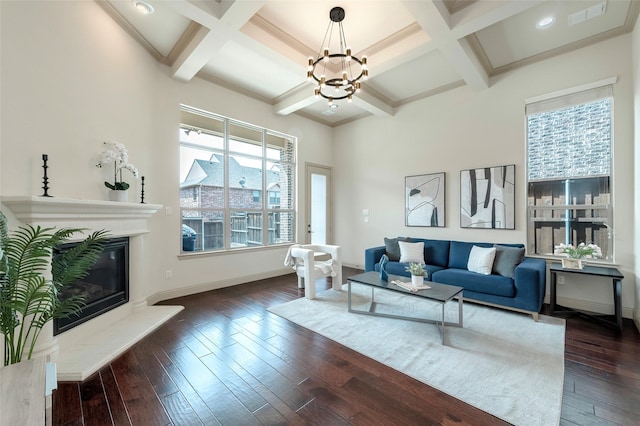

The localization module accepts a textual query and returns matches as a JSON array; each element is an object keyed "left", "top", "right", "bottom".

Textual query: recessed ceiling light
[
  {"left": 132, "top": 1, "right": 154, "bottom": 15},
  {"left": 536, "top": 16, "right": 555, "bottom": 29},
  {"left": 329, "top": 104, "right": 339, "bottom": 110}
]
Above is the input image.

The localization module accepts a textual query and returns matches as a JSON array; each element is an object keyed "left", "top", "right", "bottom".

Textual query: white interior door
[{"left": 305, "top": 164, "right": 332, "bottom": 244}]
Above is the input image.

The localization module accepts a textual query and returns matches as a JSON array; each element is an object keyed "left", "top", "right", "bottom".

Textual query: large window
[
  {"left": 179, "top": 106, "right": 295, "bottom": 253},
  {"left": 526, "top": 83, "right": 613, "bottom": 261}
]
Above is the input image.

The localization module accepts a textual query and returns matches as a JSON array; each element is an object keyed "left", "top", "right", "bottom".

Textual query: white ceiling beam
[
  {"left": 351, "top": 89, "right": 394, "bottom": 117},
  {"left": 168, "top": 1, "right": 265, "bottom": 82},
  {"left": 273, "top": 84, "right": 317, "bottom": 115},
  {"left": 440, "top": 37, "right": 489, "bottom": 90},
  {"left": 166, "top": 0, "right": 221, "bottom": 27},
  {"left": 171, "top": 26, "right": 226, "bottom": 82},
  {"left": 403, "top": 0, "right": 488, "bottom": 90},
  {"left": 219, "top": 1, "right": 266, "bottom": 30},
  {"left": 450, "top": 0, "right": 544, "bottom": 38}
]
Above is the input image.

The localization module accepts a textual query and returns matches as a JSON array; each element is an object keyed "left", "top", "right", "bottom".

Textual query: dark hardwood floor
[{"left": 53, "top": 267, "right": 640, "bottom": 425}]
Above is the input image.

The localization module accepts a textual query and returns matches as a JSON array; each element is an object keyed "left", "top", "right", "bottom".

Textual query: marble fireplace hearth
[{"left": 1, "top": 196, "right": 183, "bottom": 381}]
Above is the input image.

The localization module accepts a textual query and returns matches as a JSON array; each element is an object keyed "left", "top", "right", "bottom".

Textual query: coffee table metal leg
[
  {"left": 441, "top": 295, "right": 464, "bottom": 345},
  {"left": 441, "top": 303, "right": 446, "bottom": 344}
]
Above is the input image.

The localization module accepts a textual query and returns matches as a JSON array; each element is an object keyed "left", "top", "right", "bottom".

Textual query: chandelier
[{"left": 307, "top": 6, "right": 368, "bottom": 104}]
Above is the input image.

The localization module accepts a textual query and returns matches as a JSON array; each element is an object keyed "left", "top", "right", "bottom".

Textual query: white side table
[{"left": 0, "top": 356, "right": 57, "bottom": 425}]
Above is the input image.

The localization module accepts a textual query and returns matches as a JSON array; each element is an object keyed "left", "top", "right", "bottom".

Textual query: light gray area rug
[{"left": 268, "top": 283, "right": 565, "bottom": 426}]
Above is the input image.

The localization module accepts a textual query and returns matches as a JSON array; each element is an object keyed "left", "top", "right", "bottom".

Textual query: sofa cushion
[
  {"left": 492, "top": 245, "right": 525, "bottom": 278},
  {"left": 432, "top": 268, "right": 515, "bottom": 298},
  {"left": 421, "top": 239, "right": 450, "bottom": 267},
  {"left": 467, "top": 245, "right": 496, "bottom": 275},
  {"left": 448, "top": 241, "right": 493, "bottom": 269},
  {"left": 384, "top": 237, "right": 409, "bottom": 261},
  {"left": 398, "top": 241, "right": 424, "bottom": 263}
]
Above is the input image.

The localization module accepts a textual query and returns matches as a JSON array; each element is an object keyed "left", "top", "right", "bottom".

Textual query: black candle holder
[
  {"left": 41, "top": 154, "right": 52, "bottom": 197},
  {"left": 140, "top": 176, "right": 145, "bottom": 204}
]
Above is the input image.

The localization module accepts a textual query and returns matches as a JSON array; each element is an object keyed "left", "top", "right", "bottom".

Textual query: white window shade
[{"left": 526, "top": 81, "right": 614, "bottom": 115}]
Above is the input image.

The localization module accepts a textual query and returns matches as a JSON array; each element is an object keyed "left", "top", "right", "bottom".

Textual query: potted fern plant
[{"left": 0, "top": 211, "right": 108, "bottom": 365}]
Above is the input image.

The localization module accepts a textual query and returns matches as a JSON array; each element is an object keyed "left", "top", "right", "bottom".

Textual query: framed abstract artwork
[
  {"left": 405, "top": 172, "right": 446, "bottom": 227},
  {"left": 460, "top": 164, "right": 515, "bottom": 229}
]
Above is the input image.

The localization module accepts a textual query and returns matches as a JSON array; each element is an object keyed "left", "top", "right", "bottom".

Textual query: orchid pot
[{"left": 108, "top": 189, "right": 128, "bottom": 202}]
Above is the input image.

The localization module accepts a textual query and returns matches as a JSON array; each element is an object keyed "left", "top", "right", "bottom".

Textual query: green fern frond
[
  {"left": 0, "top": 214, "right": 110, "bottom": 365},
  {"left": 52, "top": 230, "right": 109, "bottom": 287}
]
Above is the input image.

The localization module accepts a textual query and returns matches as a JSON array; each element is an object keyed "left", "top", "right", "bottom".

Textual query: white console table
[{"left": 0, "top": 357, "right": 56, "bottom": 425}]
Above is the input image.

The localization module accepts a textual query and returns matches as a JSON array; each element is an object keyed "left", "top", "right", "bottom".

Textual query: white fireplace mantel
[
  {"left": 1, "top": 195, "right": 162, "bottom": 238},
  {"left": 0, "top": 195, "right": 183, "bottom": 381}
]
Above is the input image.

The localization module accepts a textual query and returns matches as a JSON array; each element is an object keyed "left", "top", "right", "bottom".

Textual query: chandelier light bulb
[
  {"left": 320, "top": 76, "right": 326, "bottom": 88},
  {"left": 346, "top": 48, "right": 352, "bottom": 61},
  {"left": 348, "top": 95, "right": 353, "bottom": 103},
  {"left": 328, "top": 98, "right": 333, "bottom": 106},
  {"left": 314, "top": 88, "right": 320, "bottom": 98}
]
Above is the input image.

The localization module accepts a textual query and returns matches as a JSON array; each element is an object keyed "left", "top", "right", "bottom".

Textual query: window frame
[
  {"left": 525, "top": 79, "right": 615, "bottom": 263},
  {"left": 179, "top": 105, "right": 296, "bottom": 254}
]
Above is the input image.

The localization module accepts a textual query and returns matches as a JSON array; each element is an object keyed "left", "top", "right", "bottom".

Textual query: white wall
[
  {"left": 633, "top": 13, "right": 640, "bottom": 328},
  {"left": 0, "top": 1, "right": 332, "bottom": 302},
  {"left": 1, "top": 1, "right": 636, "bottom": 319},
  {"left": 333, "top": 35, "right": 636, "bottom": 318}
]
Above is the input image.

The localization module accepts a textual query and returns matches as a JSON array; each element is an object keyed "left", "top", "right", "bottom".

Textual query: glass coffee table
[{"left": 347, "top": 271, "right": 463, "bottom": 345}]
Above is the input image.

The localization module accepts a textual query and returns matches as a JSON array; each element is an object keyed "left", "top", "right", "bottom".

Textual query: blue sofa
[{"left": 365, "top": 238, "right": 546, "bottom": 320}]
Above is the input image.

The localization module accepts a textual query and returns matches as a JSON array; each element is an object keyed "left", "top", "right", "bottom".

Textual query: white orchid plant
[
  {"left": 96, "top": 141, "right": 139, "bottom": 190},
  {"left": 554, "top": 242, "right": 602, "bottom": 259}
]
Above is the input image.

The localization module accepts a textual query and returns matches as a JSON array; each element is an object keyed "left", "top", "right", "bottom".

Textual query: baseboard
[
  {"left": 147, "top": 268, "right": 294, "bottom": 305},
  {"left": 556, "top": 296, "right": 634, "bottom": 319},
  {"left": 634, "top": 309, "right": 640, "bottom": 332}
]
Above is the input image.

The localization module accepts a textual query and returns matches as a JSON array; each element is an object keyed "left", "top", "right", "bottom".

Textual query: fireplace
[
  {"left": 1, "top": 195, "right": 183, "bottom": 381},
  {"left": 53, "top": 237, "right": 130, "bottom": 335}
]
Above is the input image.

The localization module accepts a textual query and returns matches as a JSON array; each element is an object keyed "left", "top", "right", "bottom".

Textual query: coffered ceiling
[{"left": 99, "top": 0, "right": 639, "bottom": 126}]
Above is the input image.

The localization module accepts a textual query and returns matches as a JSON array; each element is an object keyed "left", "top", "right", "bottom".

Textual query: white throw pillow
[
  {"left": 467, "top": 245, "right": 496, "bottom": 275},
  {"left": 398, "top": 241, "right": 425, "bottom": 263}
]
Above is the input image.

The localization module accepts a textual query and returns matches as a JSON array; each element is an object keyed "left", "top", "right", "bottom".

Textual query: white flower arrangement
[
  {"left": 554, "top": 242, "right": 602, "bottom": 259},
  {"left": 96, "top": 141, "right": 139, "bottom": 190},
  {"left": 405, "top": 262, "right": 427, "bottom": 276}
]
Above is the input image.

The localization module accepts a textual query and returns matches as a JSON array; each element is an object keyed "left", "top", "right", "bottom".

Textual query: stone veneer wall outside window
[{"left": 527, "top": 99, "right": 611, "bottom": 181}]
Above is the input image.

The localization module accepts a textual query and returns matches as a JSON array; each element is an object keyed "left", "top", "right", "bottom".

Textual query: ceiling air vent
[{"left": 568, "top": 1, "right": 607, "bottom": 26}]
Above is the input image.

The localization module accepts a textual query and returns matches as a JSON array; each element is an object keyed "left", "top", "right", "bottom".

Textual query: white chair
[{"left": 286, "top": 244, "right": 342, "bottom": 299}]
